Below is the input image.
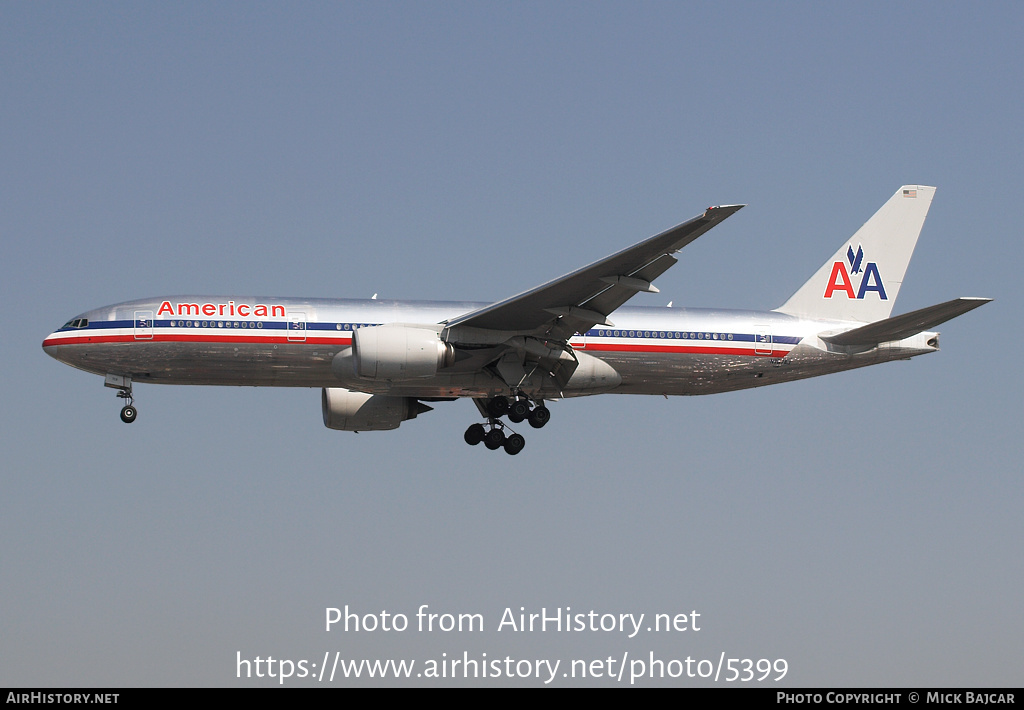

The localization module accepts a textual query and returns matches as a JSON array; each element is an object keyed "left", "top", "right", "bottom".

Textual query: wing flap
[
  {"left": 580, "top": 253, "right": 679, "bottom": 323},
  {"left": 821, "top": 297, "right": 991, "bottom": 346}
]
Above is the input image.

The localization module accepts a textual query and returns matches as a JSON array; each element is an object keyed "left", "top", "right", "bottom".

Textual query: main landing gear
[{"left": 464, "top": 394, "right": 549, "bottom": 455}]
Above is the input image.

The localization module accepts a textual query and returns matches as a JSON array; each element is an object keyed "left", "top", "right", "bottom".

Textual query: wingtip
[{"left": 704, "top": 204, "right": 745, "bottom": 217}]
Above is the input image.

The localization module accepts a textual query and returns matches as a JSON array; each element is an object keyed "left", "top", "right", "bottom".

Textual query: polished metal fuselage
[{"left": 42, "top": 296, "right": 938, "bottom": 399}]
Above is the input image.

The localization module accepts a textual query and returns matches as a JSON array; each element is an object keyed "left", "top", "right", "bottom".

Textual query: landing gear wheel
[
  {"left": 487, "top": 396, "right": 510, "bottom": 418},
  {"left": 464, "top": 423, "right": 486, "bottom": 446},
  {"left": 484, "top": 428, "right": 506, "bottom": 450},
  {"left": 503, "top": 433, "right": 526, "bottom": 455},
  {"left": 528, "top": 405, "right": 550, "bottom": 429},
  {"left": 114, "top": 382, "right": 135, "bottom": 423},
  {"left": 508, "top": 399, "right": 530, "bottom": 423}
]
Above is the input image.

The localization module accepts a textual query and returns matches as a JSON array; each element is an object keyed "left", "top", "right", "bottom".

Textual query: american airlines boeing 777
[{"left": 43, "top": 186, "right": 989, "bottom": 454}]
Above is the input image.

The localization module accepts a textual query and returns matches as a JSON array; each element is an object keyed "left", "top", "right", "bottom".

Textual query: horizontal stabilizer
[{"left": 821, "top": 297, "right": 991, "bottom": 347}]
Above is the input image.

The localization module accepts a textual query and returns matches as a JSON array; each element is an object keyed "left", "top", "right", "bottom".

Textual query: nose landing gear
[
  {"left": 105, "top": 374, "right": 137, "bottom": 424},
  {"left": 119, "top": 401, "right": 137, "bottom": 423},
  {"left": 116, "top": 387, "right": 137, "bottom": 423}
]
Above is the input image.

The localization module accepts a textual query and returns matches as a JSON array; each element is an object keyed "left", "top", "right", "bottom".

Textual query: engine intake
[
  {"left": 352, "top": 325, "right": 455, "bottom": 380},
  {"left": 322, "top": 387, "right": 432, "bottom": 431}
]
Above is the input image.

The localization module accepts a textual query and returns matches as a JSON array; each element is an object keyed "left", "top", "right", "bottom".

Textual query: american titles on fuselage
[{"left": 156, "top": 300, "right": 287, "bottom": 318}]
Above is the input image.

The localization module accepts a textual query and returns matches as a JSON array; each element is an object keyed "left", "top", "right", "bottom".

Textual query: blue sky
[{"left": 2, "top": 1, "right": 1020, "bottom": 686}]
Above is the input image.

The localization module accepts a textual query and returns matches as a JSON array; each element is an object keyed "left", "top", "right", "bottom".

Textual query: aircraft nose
[
  {"left": 42, "top": 326, "right": 61, "bottom": 352},
  {"left": 42, "top": 316, "right": 88, "bottom": 360}
]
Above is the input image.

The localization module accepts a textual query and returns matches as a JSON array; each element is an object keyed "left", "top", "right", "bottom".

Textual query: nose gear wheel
[{"left": 115, "top": 386, "right": 137, "bottom": 424}]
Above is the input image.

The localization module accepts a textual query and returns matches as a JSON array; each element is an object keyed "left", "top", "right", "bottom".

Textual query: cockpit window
[{"left": 62, "top": 318, "right": 89, "bottom": 329}]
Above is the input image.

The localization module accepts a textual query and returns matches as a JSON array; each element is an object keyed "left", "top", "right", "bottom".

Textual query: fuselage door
[
  {"left": 754, "top": 326, "right": 772, "bottom": 355},
  {"left": 134, "top": 310, "right": 154, "bottom": 340},
  {"left": 287, "top": 312, "right": 307, "bottom": 342}
]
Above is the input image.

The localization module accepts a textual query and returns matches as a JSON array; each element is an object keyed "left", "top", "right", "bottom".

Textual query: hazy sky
[{"left": 2, "top": 1, "right": 1020, "bottom": 687}]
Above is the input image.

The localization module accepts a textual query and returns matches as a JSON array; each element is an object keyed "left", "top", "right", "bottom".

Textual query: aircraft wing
[
  {"left": 445, "top": 204, "right": 744, "bottom": 339},
  {"left": 821, "top": 297, "right": 992, "bottom": 347}
]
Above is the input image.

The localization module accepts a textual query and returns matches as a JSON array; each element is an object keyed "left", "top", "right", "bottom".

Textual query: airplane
[{"left": 43, "top": 185, "right": 990, "bottom": 455}]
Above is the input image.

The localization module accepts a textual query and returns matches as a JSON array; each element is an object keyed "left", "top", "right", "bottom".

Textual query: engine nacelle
[
  {"left": 321, "top": 387, "right": 432, "bottom": 431},
  {"left": 352, "top": 325, "right": 455, "bottom": 380}
]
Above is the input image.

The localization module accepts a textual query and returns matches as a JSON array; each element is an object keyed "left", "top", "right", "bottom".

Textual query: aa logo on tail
[{"left": 823, "top": 244, "right": 887, "bottom": 300}]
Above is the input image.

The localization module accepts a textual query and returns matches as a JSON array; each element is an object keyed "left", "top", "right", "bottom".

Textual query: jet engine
[
  {"left": 351, "top": 325, "right": 455, "bottom": 380},
  {"left": 321, "top": 387, "right": 432, "bottom": 431}
]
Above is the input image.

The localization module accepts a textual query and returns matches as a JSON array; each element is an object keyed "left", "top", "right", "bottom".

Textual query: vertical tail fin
[{"left": 775, "top": 185, "right": 935, "bottom": 323}]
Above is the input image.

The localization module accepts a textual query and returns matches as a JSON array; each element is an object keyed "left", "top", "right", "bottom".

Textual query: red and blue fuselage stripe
[{"left": 44, "top": 317, "right": 800, "bottom": 358}]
